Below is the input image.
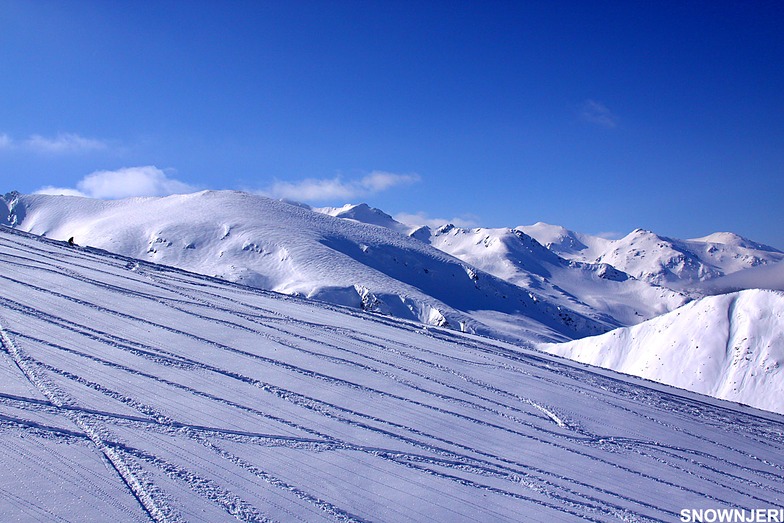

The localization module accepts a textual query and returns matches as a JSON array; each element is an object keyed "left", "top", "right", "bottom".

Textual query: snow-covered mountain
[
  {"left": 517, "top": 221, "right": 612, "bottom": 261},
  {"left": 2, "top": 225, "right": 783, "bottom": 521},
  {"left": 311, "top": 205, "right": 784, "bottom": 415},
  {"left": 541, "top": 289, "right": 784, "bottom": 414},
  {"left": 0, "top": 191, "right": 611, "bottom": 343},
  {"left": 314, "top": 205, "right": 690, "bottom": 325},
  {"left": 416, "top": 223, "right": 687, "bottom": 326},
  {"left": 520, "top": 223, "right": 784, "bottom": 289},
  {"left": 324, "top": 208, "right": 782, "bottom": 323},
  {"left": 317, "top": 202, "right": 416, "bottom": 236}
]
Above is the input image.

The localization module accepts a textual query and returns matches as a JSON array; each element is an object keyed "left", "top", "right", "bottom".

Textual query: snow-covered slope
[
  {"left": 521, "top": 223, "right": 784, "bottom": 290},
  {"left": 593, "top": 229, "right": 721, "bottom": 286},
  {"left": 686, "top": 232, "right": 784, "bottom": 274},
  {"left": 1, "top": 191, "right": 610, "bottom": 342},
  {"left": 541, "top": 289, "right": 784, "bottom": 414},
  {"left": 315, "top": 214, "right": 689, "bottom": 325},
  {"left": 1, "top": 226, "right": 783, "bottom": 521}
]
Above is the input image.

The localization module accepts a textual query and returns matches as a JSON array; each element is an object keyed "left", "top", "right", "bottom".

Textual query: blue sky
[{"left": 2, "top": 1, "right": 783, "bottom": 248}]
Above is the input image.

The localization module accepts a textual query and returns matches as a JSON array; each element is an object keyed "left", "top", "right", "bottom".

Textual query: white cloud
[
  {"left": 359, "top": 171, "right": 420, "bottom": 193},
  {"left": 24, "top": 133, "right": 108, "bottom": 153},
  {"left": 580, "top": 100, "right": 619, "bottom": 128},
  {"left": 394, "top": 211, "right": 480, "bottom": 230},
  {"left": 594, "top": 230, "right": 624, "bottom": 240},
  {"left": 0, "top": 132, "right": 109, "bottom": 153},
  {"left": 262, "top": 171, "right": 420, "bottom": 202},
  {"left": 35, "top": 166, "right": 197, "bottom": 199}
]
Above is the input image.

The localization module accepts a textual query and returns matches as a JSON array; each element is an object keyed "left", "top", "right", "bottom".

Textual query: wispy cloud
[
  {"left": 36, "top": 166, "right": 198, "bottom": 199},
  {"left": 25, "top": 133, "right": 108, "bottom": 153},
  {"left": 0, "top": 132, "right": 109, "bottom": 153},
  {"left": 35, "top": 187, "right": 88, "bottom": 197},
  {"left": 394, "top": 211, "right": 480, "bottom": 229},
  {"left": 580, "top": 100, "right": 619, "bottom": 128},
  {"left": 594, "top": 230, "right": 624, "bottom": 240},
  {"left": 262, "top": 171, "right": 420, "bottom": 202}
]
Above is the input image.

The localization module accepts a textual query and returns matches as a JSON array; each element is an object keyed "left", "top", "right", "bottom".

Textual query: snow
[
  {"left": 521, "top": 223, "right": 784, "bottom": 290},
  {"left": 419, "top": 224, "right": 689, "bottom": 326},
  {"left": 3, "top": 189, "right": 784, "bottom": 419},
  {"left": 0, "top": 191, "right": 610, "bottom": 343},
  {"left": 1, "top": 226, "right": 783, "bottom": 521},
  {"left": 516, "top": 221, "right": 611, "bottom": 261},
  {"left": 315, "top": 202, "right": 416, "bottom": 236},
  {"left": 541, "top": 289, "right": 784, "bottom": 415}
]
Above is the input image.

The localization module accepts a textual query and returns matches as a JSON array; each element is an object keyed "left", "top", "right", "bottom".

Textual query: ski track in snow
[{"left": 1, "top": 227, "right": 783, "bottom": 522}]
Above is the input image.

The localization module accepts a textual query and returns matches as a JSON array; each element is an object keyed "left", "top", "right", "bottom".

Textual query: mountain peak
[
  {"left": 627, "top": 228, "right": 659, "bottom": 239},
  {"left": 690, "top": 231, "right": 782, "bottom": 253},
  {"left": 316, "top": 202, "right": 412, "bottom": 234}
]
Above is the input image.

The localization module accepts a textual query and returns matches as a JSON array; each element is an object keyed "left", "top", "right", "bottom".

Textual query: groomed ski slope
[{"left": 1, "top": 226, "right": 783, "bottom": 522}]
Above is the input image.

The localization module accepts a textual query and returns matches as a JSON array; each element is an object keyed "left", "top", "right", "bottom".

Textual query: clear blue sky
[{"left": 2, "top": 1, "right": 783, "bottom": 248}]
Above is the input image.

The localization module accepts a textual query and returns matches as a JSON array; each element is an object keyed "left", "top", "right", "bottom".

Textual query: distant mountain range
[{"left": 3, "top": 189, "right": 783, "bottom": 412}]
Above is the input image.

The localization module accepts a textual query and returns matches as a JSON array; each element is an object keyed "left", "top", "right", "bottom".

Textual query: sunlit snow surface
[
  {"left": 1, "top": 191, "right": 615, "bottom": 343},
  {"left": 1, "top": 227, "right": 783, "bottom": 522},
  {"left": 541, "top": 289, "right": 784, "bottom": 415}
]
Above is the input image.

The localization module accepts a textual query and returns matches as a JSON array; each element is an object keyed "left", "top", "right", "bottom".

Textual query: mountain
[
  {"left": 541, "top": 289, "right": 784, "bottom": 414},
  {"left": 517, "top": 221, "right": 612, "bottom": 260},
  {"left": 1, "top": 225, "right": 783, "bottom": 521},
  {"left": 311, "top": 211, "right": 688, "bottom": 325},
  {"left": 416, "top": 224, "right": 688, "bottom": 326},
  {"left": 0, "top": 191, "right": 611, "bottom": 343},
  {"left": 521, "top": 223, "right": 784, "bottom": 289},
  {"left": 316, "top": 210, "right": 784, "bottom": 414},
  {"left": 4, "top": 190, "right": 779, "bottom": 340},
  {"left": 316, "top": 202, "right": 416, "bottom": 236}
]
